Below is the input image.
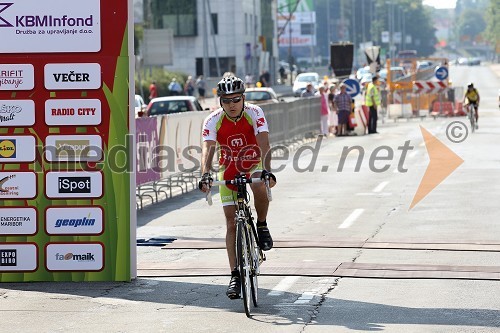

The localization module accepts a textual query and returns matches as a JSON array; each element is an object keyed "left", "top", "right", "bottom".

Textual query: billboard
[
  {"left": 277, "top": 0, "right": 316, "bottom": 48},
  {"left": 0, "top": 0, "right": 135, "bottom": 282}
]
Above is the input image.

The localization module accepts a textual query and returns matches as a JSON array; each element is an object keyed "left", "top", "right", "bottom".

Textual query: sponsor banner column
[{"left": 0, "top": 0, "right": 134, "bottom": 281}]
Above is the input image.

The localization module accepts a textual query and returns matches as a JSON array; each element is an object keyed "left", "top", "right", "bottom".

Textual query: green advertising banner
[
  {"left": 0, "top": 0, "right": 135, "bottom": 281},
  {"left": 278, "top": 0, "right": 314, "bottom": 12}
]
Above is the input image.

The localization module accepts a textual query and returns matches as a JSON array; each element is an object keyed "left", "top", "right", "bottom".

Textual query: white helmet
[{"left": 216, "top": 76, "right": 246, "bottom": 96}]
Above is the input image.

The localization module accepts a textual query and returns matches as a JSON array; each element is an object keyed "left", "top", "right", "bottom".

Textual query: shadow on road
[{"left": 2, "top": 279, "right": 499, "bottom": 330}]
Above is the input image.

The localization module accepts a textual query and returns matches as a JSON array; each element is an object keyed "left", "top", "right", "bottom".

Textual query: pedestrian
[
  {"left": 328, "top": 85, "right": 338, "bottom": 135},
  {"left": 196, "top": 75, "right": 206, "bottom": 102},
  {"left": 301, "top": 83, "right": 315, "bottom": 97},
  {"left": 148, "top": 81, "right": 158, "bottom": 102},
  {"left": 319, "top": 86, "right": 330, "bottom": 137},
  {"left": 278, "top": 66, "right": 286, "bottom": 84},
  {"left": 184, "top": 76, "right": 195, "bottom": 96},
  {"left": 168, "top": 78, "right": 182, "bottom": 96},
  {"left": 365, "top": 76, "right": 381, "bottom": 134},
  {"left": 244, "top": 73, "right": 254, "bottom": 88},
  {"left": 258, "top": 70, "right": 270, "bottom": 87},
  {"left": 334, "top": 83, "right": 351, "bottom": 137}
]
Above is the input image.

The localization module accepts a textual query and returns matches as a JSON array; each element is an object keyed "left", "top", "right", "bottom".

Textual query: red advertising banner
[{"left": 0, "top": 0, "right": 134, "bottom": 281}]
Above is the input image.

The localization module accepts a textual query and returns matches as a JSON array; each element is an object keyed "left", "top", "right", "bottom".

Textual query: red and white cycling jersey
[{"left": 202, "top": 103, "right": 269, "bottom": 183}]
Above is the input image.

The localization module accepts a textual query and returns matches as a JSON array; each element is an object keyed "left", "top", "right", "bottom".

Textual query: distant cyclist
[
  {"left": 198, "top": 76, "right": 276, "bottom": 300},
  {"left": 463, "top": 82, "right": 480, "bottom": 129}
]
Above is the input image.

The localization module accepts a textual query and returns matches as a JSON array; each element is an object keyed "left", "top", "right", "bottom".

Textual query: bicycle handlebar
[
  {"left": 211, "top": 178, "right": 263, "bottom": 186},
  {"left": 205, "top": 177, "right": 272, "bottom": 206}
]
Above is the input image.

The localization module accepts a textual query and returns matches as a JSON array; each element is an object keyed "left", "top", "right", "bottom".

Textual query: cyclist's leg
[
  {"left": 249, "top": 164, "right": 273, "bottom": 250},
  {"left": 221, "top": 186, "right": 242, "bottom": 299},
  {"left": 249, "top": 163, "right": 268, "bottom": 223},
  {"left": 474, "top": 103, "right": 479, "bottom": 122},
  {"left": 221, "top": 185, "right": 238, "bottom": 270}
]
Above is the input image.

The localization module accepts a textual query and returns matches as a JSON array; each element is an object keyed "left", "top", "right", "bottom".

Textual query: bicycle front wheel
[
  {"left": 469, "top": 106, "right": 475, "bottom": 133},
  {"left": 247, "top": 223, "right": 260, "bottom": 307},
  {"left": 237, "top": 218, "right": 252, "bottom": 317}
]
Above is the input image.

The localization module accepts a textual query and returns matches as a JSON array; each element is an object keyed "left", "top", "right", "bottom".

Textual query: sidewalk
[{"left": 490, "top": 63, "right": 500, "bottom": 79}]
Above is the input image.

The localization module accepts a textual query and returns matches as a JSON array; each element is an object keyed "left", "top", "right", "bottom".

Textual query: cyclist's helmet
[
  {"left": 216, "top": 76, "right": 246, "bottom": 96},
  {"left": 467, "top": 82, "right": 474, "bottom": 89}
]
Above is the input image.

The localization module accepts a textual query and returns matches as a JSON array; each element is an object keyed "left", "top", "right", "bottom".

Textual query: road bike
[
  {"left": 206, "top": 174, "right": 271, "bottom": 317},
  {"left": 466, "top": 102, "right": 476, "bottom": 133}
]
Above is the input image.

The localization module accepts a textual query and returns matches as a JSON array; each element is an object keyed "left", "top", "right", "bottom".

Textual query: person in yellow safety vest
[{"left": 365, "top": 76, "right": 381, "bottom": 134}]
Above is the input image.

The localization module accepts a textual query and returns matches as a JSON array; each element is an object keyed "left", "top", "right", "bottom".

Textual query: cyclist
[
  {"left": 463, "top": 82, "right": 480, "bottom": 129},
  {"left": 198, "top": 76, "right": 276, "bottom": 300}
]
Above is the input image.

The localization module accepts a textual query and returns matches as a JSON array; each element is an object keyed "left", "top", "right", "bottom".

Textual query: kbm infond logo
[{"left": 0, "top": 3, "right": 95, "bottom": 28}]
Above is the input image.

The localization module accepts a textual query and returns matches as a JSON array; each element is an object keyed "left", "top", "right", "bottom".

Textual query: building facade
[{"left": 144, "top": 0, "right": 278, "bottom": 80}]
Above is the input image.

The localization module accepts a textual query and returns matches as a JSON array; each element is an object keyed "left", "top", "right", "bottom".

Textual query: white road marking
[
  {"left": 267, "top": 276, "right": 300, "bottom": 296},
  {"left": 338, "top": 209, "right": 364, "bottom": 229},
  {"left": 356, "top": 192, "right": 392, "bottom": 196},
  {"left": 294, "top": 291, "right": 316, "bottom": 304},
  {"left": 373, "top": 181, "right": 389, "bottom": 193}
]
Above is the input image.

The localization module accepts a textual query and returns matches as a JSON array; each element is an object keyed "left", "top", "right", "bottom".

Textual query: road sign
[
  {"left": 434, "top": 66, "right": 449, "bottom": 81},
  {"left": 343, "top": 79, "right": 361, "bottom": 98},
  {"left": 413, "top": 81, "right": 447, "bottom": 94}
]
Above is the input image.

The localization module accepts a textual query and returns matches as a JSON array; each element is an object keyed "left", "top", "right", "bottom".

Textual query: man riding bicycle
[
  {"left": 463, "top": 82, "right": 480, "bottom": 129},
  {"left": 198, "top": 76, "right": 276, "bottom": 300}
]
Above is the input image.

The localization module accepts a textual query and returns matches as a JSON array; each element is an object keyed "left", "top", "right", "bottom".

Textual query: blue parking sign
[{"left": 343, "top": 79, "right": 361, "bottom": 97}]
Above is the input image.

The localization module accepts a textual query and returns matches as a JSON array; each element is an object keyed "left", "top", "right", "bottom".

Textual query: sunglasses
[{"left": 221, "top": 95, "right": 243, "bottom": 104}]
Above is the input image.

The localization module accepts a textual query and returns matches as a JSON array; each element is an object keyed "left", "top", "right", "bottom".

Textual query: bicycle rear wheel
[{"left": 237, "top": 218, "right": 252, "bottom": 317}]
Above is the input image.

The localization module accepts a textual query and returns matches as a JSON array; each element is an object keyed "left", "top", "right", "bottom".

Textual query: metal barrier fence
[
  {"left": 135, "top": 97, "right": 321, "bottom": 208},
  {"left": 264, "top": 97, "right": 320, "bottom": 144}
]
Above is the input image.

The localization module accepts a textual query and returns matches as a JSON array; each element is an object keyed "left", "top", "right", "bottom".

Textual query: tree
[
  {"left": 484, "top": 0, "right": 500, "bottom": 46},
  {"left": 457, "top": 8, "right": 487, "bottom": 43}
]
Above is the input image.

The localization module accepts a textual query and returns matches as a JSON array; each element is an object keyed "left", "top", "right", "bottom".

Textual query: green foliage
[
  {"left": 135, "top": 67, "right": 187, "bottom": 101},
  {"left": 484, "top": 0, "right": 500, "bottom": 46},
  {"left": 457, "top": 8, "right": 487, "bottom": 41},
  {"left": 134, "top": 24, "right": 143, "bottom": 55}
]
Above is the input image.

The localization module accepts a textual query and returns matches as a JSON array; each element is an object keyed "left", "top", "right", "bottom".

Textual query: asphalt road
[{"left": 1, "top": 65, "right": 499, "bottom": 333}]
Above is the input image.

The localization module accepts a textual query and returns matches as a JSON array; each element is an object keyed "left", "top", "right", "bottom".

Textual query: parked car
[
  {"left": 416, "top": 60, "right": 432, "bottom": 71},
  {"left": 146, "top": 96, "right": 207, "bottom": 116},
  {"left": 134, "top": 94, "right": 146, "bottom": 118},
  {"left": 293, "top": 72, "right": 320, "bottom": 97},
  {"left": 458, "top": 57, "right": 469, "bottom": 66},
  {"left": 379, "top": 66, "right": 406, "bottom": 81},
  {"left": 468, "top": 57, "right": 481, "bottom": 66},
  {"left": 244, "top": 87, "right": 281, "bottom": 104}
]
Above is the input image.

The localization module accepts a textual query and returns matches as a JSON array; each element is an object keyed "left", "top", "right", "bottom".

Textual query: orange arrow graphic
[{"left": 410, "top": 126, "right": 464, "bottom": 210}]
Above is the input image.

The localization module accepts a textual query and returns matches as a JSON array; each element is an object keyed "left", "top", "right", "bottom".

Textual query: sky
[{"left": 422, "top": 0, "right": 457, "bottom": 9}]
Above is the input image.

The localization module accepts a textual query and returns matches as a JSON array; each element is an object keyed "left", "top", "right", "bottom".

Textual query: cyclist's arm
[
  {"left": 201, "top": 140, "right": 216, "bottom": 175},
  {"left": 256, "top": 132, "right": 276, "bottom": 188}
]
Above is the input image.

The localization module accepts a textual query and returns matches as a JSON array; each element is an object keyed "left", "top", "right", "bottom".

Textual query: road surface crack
[{"left": 300, "top": 278, "right": 339, "bottom": 332}]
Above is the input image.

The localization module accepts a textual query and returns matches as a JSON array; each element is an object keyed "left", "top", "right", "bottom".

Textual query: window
[
  {"left": 245, "top": 13, "right": 248, "bottom": 35},
  {"left": 211, "top": 13, "right": 218, "bottom": 35},
  {"left": 156, "top": 0, "right": 197, "bottom": 36}
]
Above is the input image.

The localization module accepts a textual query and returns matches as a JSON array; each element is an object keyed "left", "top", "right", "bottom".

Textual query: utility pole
[
  {"left": 202, "top": 0, "right": 209, "bottom": 78},
  {"left": 352, "top": 0, "right": 357, "bottom": 68}
]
